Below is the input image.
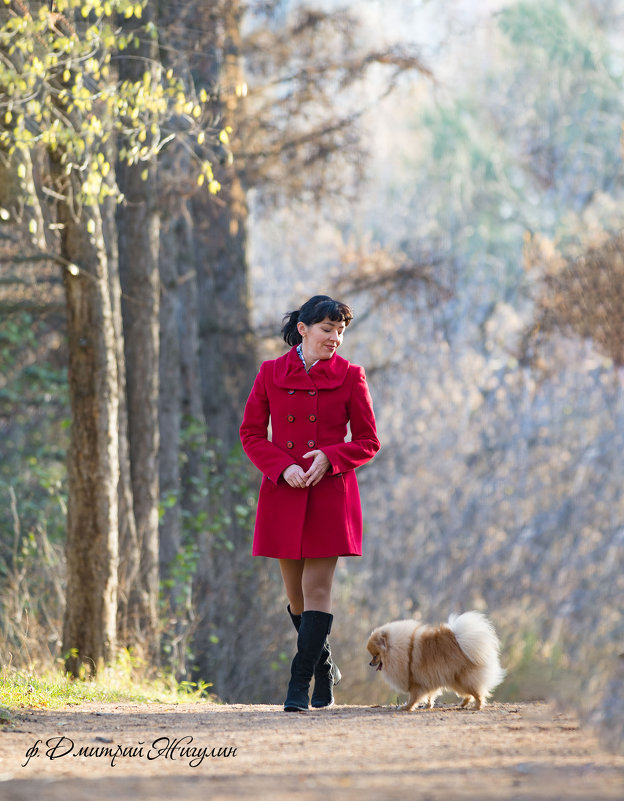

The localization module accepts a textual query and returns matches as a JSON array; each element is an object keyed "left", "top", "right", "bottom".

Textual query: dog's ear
[{"left": 377, "top": 630, "right": 389, "bottom": 652}]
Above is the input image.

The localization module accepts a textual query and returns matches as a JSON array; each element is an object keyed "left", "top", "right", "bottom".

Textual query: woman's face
[{"left": 298, "top": 316, "right": 346, "bottom": 362}]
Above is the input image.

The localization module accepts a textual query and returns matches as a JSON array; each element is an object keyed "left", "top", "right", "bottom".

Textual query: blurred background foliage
[
  {"left": 249, "top": 0, "right": 624, "bottom": 746},
  {"left": 1, "top": 0, "right": 623, "bottom": 751}
]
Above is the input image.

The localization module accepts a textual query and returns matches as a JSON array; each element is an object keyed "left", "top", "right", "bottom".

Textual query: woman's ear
[{"left": 297, "top": 321, "right": 307, "bottom": 338}]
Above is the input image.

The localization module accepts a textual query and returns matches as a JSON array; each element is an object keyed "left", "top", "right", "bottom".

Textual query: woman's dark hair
[{"left": 281, "top": 294, "right": 353, "bottom": 346}]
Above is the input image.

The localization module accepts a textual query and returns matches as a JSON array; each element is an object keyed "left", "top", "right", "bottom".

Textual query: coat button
[
  {"left": 308, "top": 389, "right": 316, "bottom": 396},
  {"left": 287, "top": 415, "right": 295, "bottom": 422},
  {"left": 308, "top": 414, "right": 316, "bottom": 422},
  {"left": 307, "top": 440, "right": 315, "bottom": 448},
  {"left": 286, "top": 441, "right": 294, "bottom": 449},
  {"left": 287, "top": 389, "right": 295, "bottom": 395}
]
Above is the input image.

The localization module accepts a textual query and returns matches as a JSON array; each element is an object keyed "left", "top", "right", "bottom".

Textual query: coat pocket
[
  {"left": 261, "top": 475, "right": 281, "bottom": 493},
  {"left": 325, "top": 472, "right": 346, "bottom": 494}
]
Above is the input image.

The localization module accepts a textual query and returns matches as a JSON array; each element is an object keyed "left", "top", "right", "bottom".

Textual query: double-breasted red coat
[{"left": 239, "top": 346, "right": 380, "bottom": 559}]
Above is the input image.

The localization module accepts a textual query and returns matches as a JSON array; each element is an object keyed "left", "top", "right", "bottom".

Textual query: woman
[{"left": 239, "top": 294, "right": 380, "bottom": 711}]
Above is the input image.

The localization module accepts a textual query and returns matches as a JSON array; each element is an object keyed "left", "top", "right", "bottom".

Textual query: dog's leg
[
  {"left": 400, "top": 685, "right": 426, "bottom": 711},
  {"left": 427, "top": 690, "right": 442, "bottom": 709},
  {"left": 459, "top": 691, "right": 483, "bottom": 710}
]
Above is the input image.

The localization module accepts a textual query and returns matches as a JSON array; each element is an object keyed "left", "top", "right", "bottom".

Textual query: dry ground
[{"left": 1, "top": 702, "right": 623, "bottom": 800}]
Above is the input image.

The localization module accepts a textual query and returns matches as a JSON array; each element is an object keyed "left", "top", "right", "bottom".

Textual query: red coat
[{"left": 240, "top": 346, "right": 380, "bottom": 559}]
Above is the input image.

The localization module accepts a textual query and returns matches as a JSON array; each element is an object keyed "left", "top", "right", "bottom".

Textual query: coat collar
[{"left": 273, "top": 346, "right": 350, "bottom": 390}]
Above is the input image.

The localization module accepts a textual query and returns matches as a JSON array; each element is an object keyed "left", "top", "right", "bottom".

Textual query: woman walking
[{"left": 239, "top": 295, "right": 380, "bottom": 711}]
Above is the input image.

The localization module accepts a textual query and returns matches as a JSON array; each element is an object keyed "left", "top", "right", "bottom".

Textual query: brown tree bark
[
  {"left": 101, "top": 159, "right": 140, "bottom": 649},
  {"left": 155, "top": 0, "right": 263, "bottom": 695},
  {"left": 60, "top": 196, "right": 119, "bottom": 677},
  {"left": 157, "top": 142, "right": 207, "bottom": 675},
  {"left": 184, "top": 0, "right": 265, "bottom": 697},
  {"left": 157, "top": 213, "right": 182, "bottom": 591},
  {"left": 193, "top": 2, "right": 257, "bottom": 450},
  {"left": 115, "top": 3, "right": 161, "bottom": 663}
]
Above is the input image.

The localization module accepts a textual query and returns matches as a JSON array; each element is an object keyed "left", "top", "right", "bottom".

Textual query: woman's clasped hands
[{"left": 282, "top": 450, "right": 330, "bottom": 488}]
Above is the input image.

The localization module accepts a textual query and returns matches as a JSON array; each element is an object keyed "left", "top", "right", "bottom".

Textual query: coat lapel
[{"left": 273, "top": 346, "right": 350, "bottom": 390}]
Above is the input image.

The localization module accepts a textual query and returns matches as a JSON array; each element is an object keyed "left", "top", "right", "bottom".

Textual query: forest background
[{"left": 1, "top": 0, "right": 623, "bottom": 753}]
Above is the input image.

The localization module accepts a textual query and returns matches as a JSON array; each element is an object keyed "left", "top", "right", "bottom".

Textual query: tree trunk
[
  {"left": 157, "top": 197, "right": 184, "bottom": 672},
  {"left": 61, "top": 198, "right": 119, "bottom": 677},
  {"left": 157, "top": 0, "right": 268, "bottom": 696},
  {"left": 186, "top": 0, "right": 266, "bottom": 698},
  {"left": 101, "top": 155, "right": 140, "bottom": 649},
  {"left": 115, "top": 3, "right": 161, "bottom": 664},
  {"left": 193, "top": 1, "right": 257, "bottom": 451}
]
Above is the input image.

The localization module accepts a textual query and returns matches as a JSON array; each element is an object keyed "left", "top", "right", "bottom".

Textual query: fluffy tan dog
[{"left": 367, "top": 611, "right": 505, "bottom": 711}]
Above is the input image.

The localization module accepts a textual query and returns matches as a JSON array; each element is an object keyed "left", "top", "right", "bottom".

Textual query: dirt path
[{"left": 1, "top": 702, "right": 623, "bottom": 800}]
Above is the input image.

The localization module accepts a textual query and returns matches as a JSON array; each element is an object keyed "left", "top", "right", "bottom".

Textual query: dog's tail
[{"left": 448, "top": 611, "right": 506, "bottom": 691}]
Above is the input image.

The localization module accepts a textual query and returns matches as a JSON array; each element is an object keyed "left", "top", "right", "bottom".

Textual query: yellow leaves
[
  {"left": 181, "top": 100, "right": 202, "bottom": 119},
  {"left": 198, "top": 175, "right": 220, "bottom": 193},
  {"left": 201, "top": 161, "right": 214, "bottom": 181},
  {"left": 1, "top": 0, "right": 221, "bottom": 208},
  {"left": 196, "top": 160, "right": 221, "bottom": 194},
  {"left": 219, "top": 129, "right": 230, "bottom": 145}
]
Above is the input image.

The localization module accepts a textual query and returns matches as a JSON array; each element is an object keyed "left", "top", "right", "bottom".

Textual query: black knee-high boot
[
  {"left": 284, "top": 610, "right": 334, "bottom": 712},
  {"left": 287, "top": 605, "right": 341, "bottom": 708}
]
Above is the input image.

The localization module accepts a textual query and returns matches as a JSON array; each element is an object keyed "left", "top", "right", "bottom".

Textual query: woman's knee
[
  {"left": 303, "top": 587, "right": 332, "bottom": 611},
  {"left": 301, "top": 557, "right": 337, "bottom": 611}
]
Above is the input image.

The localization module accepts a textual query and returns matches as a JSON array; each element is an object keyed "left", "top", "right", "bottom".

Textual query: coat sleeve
[
  {"left": 322, "top": 366, "right": 380, "bottom": 474},
  {"left": 239, "top": 362, "right": 296, "bottom": 485}
]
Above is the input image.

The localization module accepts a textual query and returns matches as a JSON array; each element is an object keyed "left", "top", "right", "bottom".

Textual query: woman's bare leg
[
  {"left": 302, "top": 556, "right": 338, "bottom": 612},
  {"left": 279, "top": 556, "right": 338, "bottom": 614},
  {"left": 281, "top": 556, "right": 340, "bottom": 710},
  {"left": 279, "top": 559, "right": 305, "bottom": 615}
]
